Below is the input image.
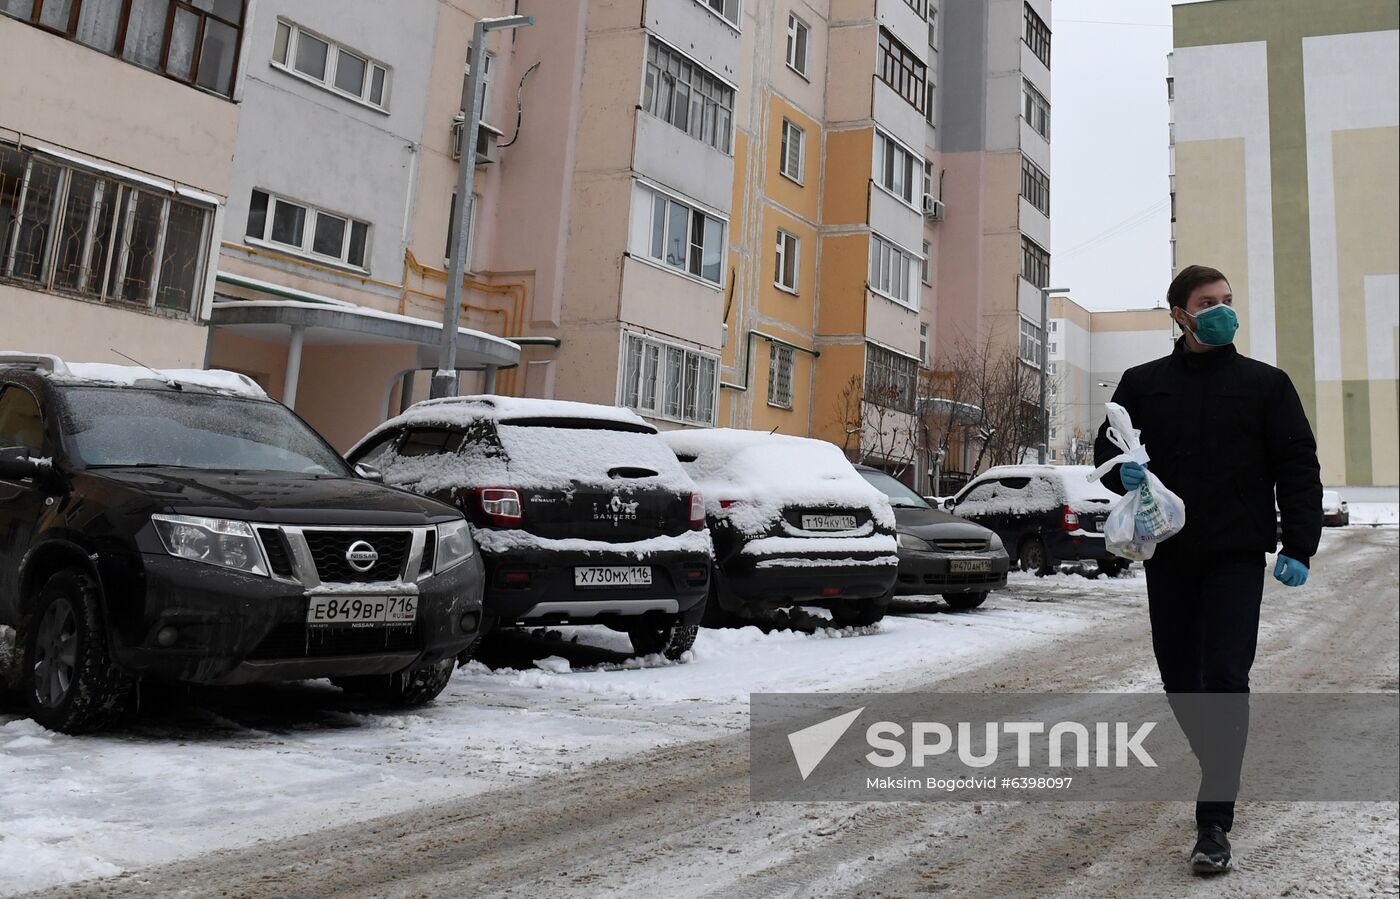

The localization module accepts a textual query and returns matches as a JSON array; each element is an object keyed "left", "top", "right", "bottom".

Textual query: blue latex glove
[
  {"left": 1273, "top": 554, "right": 1308, "bottom": 587},
  {"left": 1119, "top": 461, "right": 1146, "bottom": 491}
]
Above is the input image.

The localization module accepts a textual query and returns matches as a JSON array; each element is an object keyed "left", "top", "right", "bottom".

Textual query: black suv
[
  {"left": 348, "top": 396, "right": 711, "bottom": 660},
  {"left": 0, "top": 355, "right": 484, "bottom": 733}
]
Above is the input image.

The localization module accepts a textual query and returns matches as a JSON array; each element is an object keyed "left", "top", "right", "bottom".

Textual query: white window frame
[
  {"left": 868, "top": 233, "right": 919, "bottom": 308},
  {"left": 637, "top": 183, "right": 727, "bottom": 287},
  {"left": 921, "top": 239, "right": 932, "bottom": 285},
  {"left": 785, "top": 13, "right": 809, "bottom": 78},
  {"left": 272, "top": 20, "right": 390, "bottom": 112},
  {"left": 873, "top": 129, "right": 920, "bottom": 208},
  {"left": 1022, "top": 78, "right": 1051, "bottom": 140},
  {"left": 767, "top": 342, "right": 794, "bottom": 409},
  {"left": 1018, "top": 315, "right": 1043, "bottom": 369},
  {"left": 247, "top": 189, "right": 371, "bottom": 271},
  {"left": 775, "top": 229, "right": 800, "bottom": 293},
  {"left": 919, "top": 322, "right": 930, "bottom": 366},
  {"left": 780, "top": 119, "right": 805, "bottom": 184},
  {"left": 697, "top": 0, "right": 741, "bottom": 29},
  {"left": 642, "top": 37, "right": 736, "bottom": 154},
  {"left": 464, "top": 46, "right": 495, "bottom": 125},
  {"left": 620, "top": 331, "right": 719, "bottom": 426}
]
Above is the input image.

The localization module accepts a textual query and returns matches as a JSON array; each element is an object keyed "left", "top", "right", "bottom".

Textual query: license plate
[
  {"left": 950, "top": 558, "right": 993, "bottom": 573},
  {"left": 307, "top": 594, "right": 417, "bottom": 627},
  {"left": 575, "top": 566, "right": 652, "bottom": 587},
  {"left": 802, "top": 514, "right": 857, "bottom": 531}
]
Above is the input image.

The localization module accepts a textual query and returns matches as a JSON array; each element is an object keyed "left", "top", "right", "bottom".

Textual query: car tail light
[
  {"left": 476, "top": 488, "right": 524, "bottom": 527},
  {"left": 1061, "top": 505, "right": 1079, "bottom": 531},
  {"left": 689, "top": 493, "right": 706, "bottom": 530},
  {"left": 719, "top": 499, "right": 739, "bottom": 509},
  {"left": 821, "top": 586, "right": 843, "bottom": 597}
]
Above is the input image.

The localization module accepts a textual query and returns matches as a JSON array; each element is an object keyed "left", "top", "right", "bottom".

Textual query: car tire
[
  {"left": 942, "top": 591, "right": 988, "bottom": 611},
  {"left": 334, "top": 658, "right": 455, "bottom": 708},
  {"left": 24, "top": 569, "right": 133, "bottom": 734},
  {"left": 628, "top": 621, "right": 699, "bottom": 661},
  {"left": 1018, "top": 537, "right": 1054, "bottom": 576},
  {"left": 1096, "top": 559, "right": 1129, "bottom": 578},
  {"left": 700, "top": 580, "right": 738, "bottom": 629},
  {"left": 828, "top": 593, "right": 890, "bottom": 627}
]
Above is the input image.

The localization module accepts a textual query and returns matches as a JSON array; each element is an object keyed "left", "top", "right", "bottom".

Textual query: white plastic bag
[{"left": 1087, "top": 402, "right": 1186, "bottom": 561}]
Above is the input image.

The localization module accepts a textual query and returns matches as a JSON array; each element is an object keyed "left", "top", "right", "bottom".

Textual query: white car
[{"left": 1322, "top": 490, "right": 1350, "bottom": 527}]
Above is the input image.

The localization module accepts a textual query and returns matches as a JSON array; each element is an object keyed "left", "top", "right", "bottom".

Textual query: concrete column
[
  {"left": 399, "top": 369, "right": 416, "bottom": 415},
  {"left": 483, "top": 365, "right": 498, "bottom": 394},
  {"left": 282, "top": 325, "right": 305, "bottom": 409}
]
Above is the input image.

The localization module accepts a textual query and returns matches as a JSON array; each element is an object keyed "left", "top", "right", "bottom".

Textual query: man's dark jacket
[{"left": 1093, "top": 338, "right": 1323, "bottom": 565}]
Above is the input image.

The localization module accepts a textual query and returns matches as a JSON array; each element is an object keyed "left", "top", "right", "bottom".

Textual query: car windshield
[
  {"left": 858, "top": 469, "right": 931, "bottom": 509},
  {"left": 59, "top": 387, "right": 351, "bottom": 476}
]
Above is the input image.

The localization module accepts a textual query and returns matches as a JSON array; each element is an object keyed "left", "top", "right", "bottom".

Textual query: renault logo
[{"left": 345, "top": 540, "right": 379, "bottom": 572}]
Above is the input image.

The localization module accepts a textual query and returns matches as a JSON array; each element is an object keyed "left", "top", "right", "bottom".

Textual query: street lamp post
[
  {"left": 431, "top": 14, "right": 534, "bottom": 400},
  {"left": 1038, "top": 286, "right": 1071, "bottom": 464}
]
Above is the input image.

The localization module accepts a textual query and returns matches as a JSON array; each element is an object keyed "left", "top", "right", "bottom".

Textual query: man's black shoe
[{"left": 1190, "top": 824, "right": 1232, "bottom": 874}]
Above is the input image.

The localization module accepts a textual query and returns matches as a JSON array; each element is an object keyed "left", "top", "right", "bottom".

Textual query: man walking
[{"left": 1093, "top": 265, "right": 1322, "bottom": 874}]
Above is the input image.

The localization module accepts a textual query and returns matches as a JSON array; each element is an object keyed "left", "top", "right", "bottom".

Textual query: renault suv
[
  {"left": 0, "top": 354, "right": 483, "bottom": 733},
  {"left": 348, "top": 396, "right": 711, "bottom": 660}
]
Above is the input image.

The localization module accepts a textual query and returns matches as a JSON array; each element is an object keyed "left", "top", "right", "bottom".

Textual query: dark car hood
[
  {"left": 893, "top": 506, "right": 997, "bottom": 541},
  {"left": 84, "top": 468, "right": 460, "bottom": 525}
]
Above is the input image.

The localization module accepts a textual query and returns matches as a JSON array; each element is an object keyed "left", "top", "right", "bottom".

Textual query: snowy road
[{"left": 5, "top": 527, "right": 1397, "bottom": 897}]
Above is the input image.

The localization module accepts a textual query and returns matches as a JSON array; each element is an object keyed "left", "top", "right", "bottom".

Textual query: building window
[
  {"left": 2, "top": 0, "right": 246, "bottom": 97},
  {"left": 927, "top": 6, "right": 937, "bottom": 48},
  {"left": 463, "top": 46, "right": 493, "bottom": 121},
  {"left": 1048, "top": 341, "right": 1058, "bottom": 355},
  {"left": 0, "top": 143, "right": 214, "bottom": 316},
  {"left": 780, "top": 119, "right": 805, "bottom": 183},
  {"left": 869, "top": 234, "right": 918, "bottom": 307},
  {"left": 919, "top": 322, "right": 930, "bottom": 366},
  {"left": 247, "top": 190, "right": 370, "bottom": 270},
  {"left": 700, "top": 0, "right": 739, "bottom": 27},
  {"left": 1166, "top": 76, "right": 1174, "bottom": 100},
  {"left": 1019, "top": 235, "right": 1049, "bottom": 288},
  {"left": 767, "top": 343, "right": 794, "bottom": 409},
  {"left": 903, "top": 0, "right": 924, "bottom": 15},
  {"left": 1022, "top": 79, "right": 1051, "bottom": 140},
  {"left": 273, "top": 20, "right": 390, "bottom": 109},
  {"left": 637, "top": 184, "right": 726, "bottom": 286},
  {"left": 775, "top": 229, "right": 799, "bottom": 293},
  {"left": 874, "top": 131, "right": 918, "bottom": 205},
  {"left": 877, "top": 28, "right": 925, "bottom": 112},
  {"left": 1018, "top": 316, "right": 1043, "bottom": 368},
  {"left": 1049, "top": 320, "right": 1058, "bottom": 332},
  {"left": 785, "top": 14, "right": 809, "bottom": 77},
  {"left": 923, "top": 160, "right": 935, "bottom": 200},
  {"left": 445, "top": 191, "right": 479, "bottom": 271},
  {"left": 1020, "top": 156, "right": 1050, "bottom": 216},
  {"left": 1023, "top": 2, "right": 1050, "bottom": 67},
  {"left": 621, "top": 332, "right": 718, "bottom": 425},
  {"left": 924, "top": 74, "right": 937, "bottom": 127},
  {"left": 865, "top": 343, "right": 918, "bottom": 412},
  {"left": 643, "top": 39, "right": 735, "bottom": 154},
  {"left": 1047, "top": 361, "right": 1056, "bottom": 375},
  {"left": 921, "top": 240, "right": 932, "bottom": 285}
]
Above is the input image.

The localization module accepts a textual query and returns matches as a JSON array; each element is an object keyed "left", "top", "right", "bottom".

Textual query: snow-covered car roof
[
  {"left": 0, "top": 353, "right": 266, "bottom": 398},
  {"left": 380, "top": 395, "right": 653, "bottom": 433},
  {"left": 957, "top": 464, "right": 1118, "bottom": 513}
]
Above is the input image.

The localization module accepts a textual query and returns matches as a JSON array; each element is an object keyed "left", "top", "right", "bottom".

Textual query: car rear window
[{"left": 398, "top": 428, "right": 465, "bottom": 457}]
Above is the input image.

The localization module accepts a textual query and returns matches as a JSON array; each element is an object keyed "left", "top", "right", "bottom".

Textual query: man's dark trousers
[{"left": 1144, "top": 551, "right": 1265, "bottom": 832}]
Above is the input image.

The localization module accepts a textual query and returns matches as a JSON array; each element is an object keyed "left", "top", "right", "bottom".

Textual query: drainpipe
[
  {"left": 720, "top": 329, "right": 820, "bottom": 392},
  {"left": 282, "top": 325, "right": 305, "bottom": 408}
]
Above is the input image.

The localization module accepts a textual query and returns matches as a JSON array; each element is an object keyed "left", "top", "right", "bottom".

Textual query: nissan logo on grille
[{"left": 345, "top": 540, "right": 379, "bottom": 573}]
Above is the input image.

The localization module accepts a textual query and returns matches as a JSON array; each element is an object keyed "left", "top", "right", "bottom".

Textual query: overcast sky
[{"left": 1049, "top": 0, "right": 1182, "bottom": 311}]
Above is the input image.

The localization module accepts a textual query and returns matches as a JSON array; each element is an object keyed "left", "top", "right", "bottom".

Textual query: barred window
[
  {"left": 1020, "top": 156, "right": 1050, "bottom": 215},
  {"left": 877, "top": 28, "right": 925, "bottom": 111},
  {"left": 1023, "top": 3, "right": 1050, "bottom": 67},
  {"left": 0, "top": 143, "right": 213, "bottom": 316},
  {"left": 1022, "top": 79, "right": 1051, "bottom": 139},
  {"left": 865, "top": 344, "right": 918, "bottom": 412},
  {"left": 622, "top": 333, "right": 717, "bottom": 425},
  {"left": 1020, "top": 235, "right": 1049, "bottom": 288},
  {"left": 767, "top": 343, "right": 794, "bottom": 409},
  {"left": 643, "top": 39, "right": 735, "bottom": 154},
  {"left": 2, "top": 0, "right": 246, "bottom": 98}
]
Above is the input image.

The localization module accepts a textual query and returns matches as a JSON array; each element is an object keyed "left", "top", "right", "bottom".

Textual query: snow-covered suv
[
  {"left": 0, "top": 354, "right": 484, "bottom": 733},
  {"left": 660, "top": 429, "right": 898, "bottom": 626},
  {"left": 349, "top": 397, "right": 712, "bottom": 660}
]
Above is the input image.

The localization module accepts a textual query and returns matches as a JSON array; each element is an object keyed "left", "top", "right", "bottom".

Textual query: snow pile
[
  {"left": 952, "top": 465, "right": 1117, "bottom": 518},
  {"left": 55, "top": 363, "right": 266, "bottom": 398},
  {"left": 1349, "top": 503, "right": 1398, "bottom": 526},
  {"left": 659, "top": 429, "right": 896, "bottom": 534},
  {"left": 473, "top": 528, "right": 712, "bottom": 557}
]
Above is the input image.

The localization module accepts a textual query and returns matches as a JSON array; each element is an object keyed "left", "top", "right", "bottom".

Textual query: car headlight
[
  {"left": 987, "top": 532, "right": 1005, "bottom": 552},
  {"left": 152, "top": 514, "right": 268, "bottom": 577},
  {"left": 435, "top": 518, "right": 475, "bottom": 574},
  {"left": 898, "top": 532, "right": 933, "bottom": 551}
]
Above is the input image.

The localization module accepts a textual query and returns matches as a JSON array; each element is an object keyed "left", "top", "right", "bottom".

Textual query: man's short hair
[{"left": 1167, "top": 265, "right": 1230, "bottom": 309}]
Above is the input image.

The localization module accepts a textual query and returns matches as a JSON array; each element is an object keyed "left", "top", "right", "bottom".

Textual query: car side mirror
[
  {"left": 354, "top": 462, "right": 384, "bottom": 482},
  {"left": 942, "top": 498, "right": 955, "bottom": 511},
  {"left": 0, "top": 446, "right": 53, "bottom": 484}
]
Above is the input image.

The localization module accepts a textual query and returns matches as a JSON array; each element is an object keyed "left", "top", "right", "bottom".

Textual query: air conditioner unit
[
  {"left": 451, "top": 116, "right": 503, "bottom": 165},
  {"left": 922, "top": 194, "right": 945, "bottom": 221}
]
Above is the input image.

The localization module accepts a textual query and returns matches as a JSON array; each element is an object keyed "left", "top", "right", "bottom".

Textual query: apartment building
[
  {"left": 1046, "top": 295, "right": 1172, "bottom": 465},
  {"left": 1, "top": 1, "right": 244, "bottom": 367},
  {"left": 1170, "top": 0, "right": 1398, "bottom": 487}
]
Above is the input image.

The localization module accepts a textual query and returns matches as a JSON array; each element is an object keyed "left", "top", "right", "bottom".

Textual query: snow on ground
[
  {"left": 0, "top": 571, "right": 1147, "bottom": 897},
  {"left": 1349, "top": 502, "right": 1399, "bottom": 526}
]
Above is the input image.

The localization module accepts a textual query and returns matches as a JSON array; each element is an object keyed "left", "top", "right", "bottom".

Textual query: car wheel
[
  {"left": 24, "top": 569, "right": 133, "bottom": 734},
  {"left": 334, "top": 658, "right": 455, "bottom": 708},
  {"left": 828, "top": 591, "right": 891, "bottom": 627},
  {"left": 1018, "top": 537, "right": 1054, "bottom": 576},
  {"left": 700, "top": 579, "right": 738, "bottom": 629},
  {"left": 1096, "top": 559, "right": 1128, "bottom": 578},
  {"left": 628, "top": 621, "right": 699, "bottom": 661},
  {"left": 942, "top": 592, "right": 988, "bottom": 611}
]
